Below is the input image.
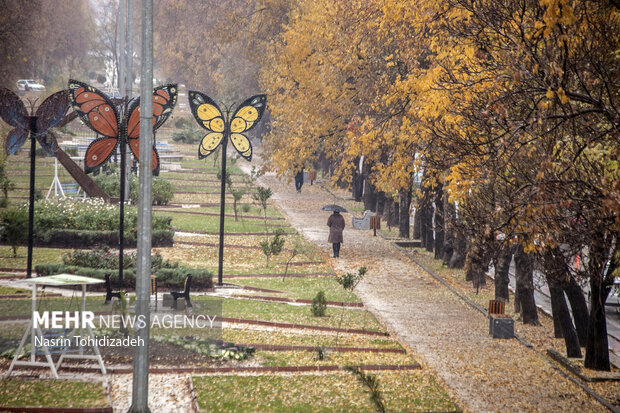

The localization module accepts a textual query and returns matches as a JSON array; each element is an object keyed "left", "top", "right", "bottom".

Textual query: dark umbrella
[{"left": 321, "top": 204, "right": 347, "bottom": 213}]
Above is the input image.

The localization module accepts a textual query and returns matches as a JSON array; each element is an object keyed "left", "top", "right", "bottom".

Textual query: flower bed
[{"left": 0, "top": 198, "right": 174, "bottom": 248}]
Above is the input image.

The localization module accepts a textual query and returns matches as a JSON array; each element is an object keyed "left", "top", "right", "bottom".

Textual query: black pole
[
  {"left": 119, "top": 126, "right": 126, "bottom": 290},
  {"left": 217, "top": 125, "right": 229, "bottom": 287},
  {"left": 26, "top": 116, "right": 37, "bottom": 279}
]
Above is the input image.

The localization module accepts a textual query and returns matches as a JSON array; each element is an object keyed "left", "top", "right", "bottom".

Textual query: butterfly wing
[
  {"left": 128, "top": 139, "right": 160, "bottom": 176},
  {"left": 0, "top": 87, "right": 28, "bottom": 129},
  {"left": 188, "top": 91, "right": 225, "bottom": 160},
  {"left": 68, "top": 79, "right": 119, "bottom": 138},
  {"left": 228, "top": 95, "right": 267, "bottom": 161},
  {"left": 69, "top": 80, "right": 120, "bottom": 173},
  {"left": 126, "top": 84, "right": 178, "bottom": 139},
  {"left": 5, "top": 128, "right": 28, "bottom": 155},
  {"left": 0, "top": 88, "right": 29, "bottom": 154},
  {"left": 83, "top": 137, "right": 119, "bottom": 174},
  {"left": 125, "top": 84, "right": 177, "bottom": 174},
  {"left": 35, "top": 90, "right": 70, "bottom": 155},
  {"left": 0, "top": 87, "right": 29, "bottom": 129}
]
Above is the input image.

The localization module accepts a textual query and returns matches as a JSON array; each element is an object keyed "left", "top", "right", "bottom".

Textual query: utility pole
[
  {"left": 126, "top": 0, "right": 133, "bottom": 99},
  {"left": 129, "top": 0, "right": 153, "bottom": 410},
  {"left": 118, "top": 0, "right": 126, "bottom": 97}
]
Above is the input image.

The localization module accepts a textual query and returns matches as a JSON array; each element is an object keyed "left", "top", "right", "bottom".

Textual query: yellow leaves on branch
[{"left": 539, "top": 0, "right": 577, "bottom": 36}]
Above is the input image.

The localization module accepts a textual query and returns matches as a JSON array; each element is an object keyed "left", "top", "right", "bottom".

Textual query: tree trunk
[
  {"left": 584, "top": 275, "right": 611, "bottom": 371},
  {"left": 449, "top": 228, "right": 466, "bottom": 269},
  {"left": 465, "top": 235, "right": 487, "bottom": 290},
  {"left": 561, "top": 276, "right": 589, "bottom": 347},
  {"left": 398, "top": 188, "right": 411, "bottom": 239},
  {"left": 493, "top": 247, "right": 512, "bottom": 302},
  {"left": 352, "top": 158, "right": 363, "bottom": 202},
  {"left": 387, "top": 198, "right": 399, "bottom": 229},
  {"left": 419, "top": 188, "right": 428, "bottom": 248},
  {"left": 514, "top": 245, "right": 540, "bottom": 325},
  {"left": 514, "top": 288, "right": 521, "bottom": 313},
  {"left": 376, "top": 191, "right": 387, "bottom": 217},
  {"left": 363, "top": 181, "right": 377, "bottom": 212},
  {"left": 413, "top": 206, "right": 421, "bottom": 239},
  {"left": 434, "top": 185, "right": 444, "bottom": 260},
  {"left": 423, "top": 187, "right": 434, "bottom": 252},
  {"left": 547, "top": 276, "right": 582, "bottom": 357},
  {"left": 548, "top": 281, "right": 565, "bottom": 339},
  {"left": 442, "top": 199, "right": 455, "bottom": 266}
]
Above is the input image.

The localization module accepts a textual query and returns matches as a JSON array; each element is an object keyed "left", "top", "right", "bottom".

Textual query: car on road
[{"left": 16, "top": 79, "right": 46, "bottom": 92}]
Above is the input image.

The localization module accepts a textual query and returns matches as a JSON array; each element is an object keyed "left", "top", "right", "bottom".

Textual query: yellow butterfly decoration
[{"left": 188, "top": 91, "right": 267, "bottom": 161}]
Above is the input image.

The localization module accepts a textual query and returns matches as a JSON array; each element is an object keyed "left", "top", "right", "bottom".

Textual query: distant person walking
[
  {"left": 327, "top": 211, "right": 345, "bottom": 258},
  {"left": 295, "top": 168, "right": 304, "bottom": 193}
]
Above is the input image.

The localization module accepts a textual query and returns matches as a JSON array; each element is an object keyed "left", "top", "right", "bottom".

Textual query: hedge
[
  {"left": 34, "top": 264, "right": 213, "bottom": 290},
  {"left": 27, "top": 229, "right": 174, "bottom": 248}
]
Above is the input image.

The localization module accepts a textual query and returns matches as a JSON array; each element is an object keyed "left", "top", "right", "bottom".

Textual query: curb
[
  {"left": 222, "top": 272, "right": 335, "bottom": 279},
  {"left": 246, "top": 343, "right": 405, "bottom": 353},
  {"left": 221, "top": 317, "right": 389, "bottom": 336},
  {"left": 187, "top": 375, "right": 200, "bottom": 413},
  {"left": 392, "top": 242, "right": 620, "bottom": 413},
  {"left": 0, "top": 407, "right": 112, "bottom": 413},
  {"left": 233, "top": 294, "right": 363, "bottom": 308}
]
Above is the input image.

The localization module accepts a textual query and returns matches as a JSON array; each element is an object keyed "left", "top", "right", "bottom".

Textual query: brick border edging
[
  {"left": 176, "top": 241, "right": 292, "bottom": 251},
  {"left": 221, "top": 317, "right": 388, "bottom": 336},
  {"left": 188, "top": 376, "right": 200, "bottom": 413},
  {"left": 0, "top": 407, "right": 112, "bottom": 413},
  {"left": 547, "top": 349, "right": 620, "bottom": 383},
  {"left": 0, "top": 294, "right": 62, "bottom": 299},
  {"left": 227, "top": 284, "right": 285, "bottom": 294},
  {"left": 246, "top": 343, "right": 405, "bottom": 353},
  {"left": 0, "top": 268, "right": 27, "bottom": 273},
  {"left": 0, "top": 314, "right": 388, "bottom": 336},
  {"left": 234, "top": 294, "right": 364, "bottom": 308},
  {"left": 40, "top": 364, "right": 420, "bottom": 375},
  {"left": 162, "top": 209, "right": 286, "bottom": 221},
  {"left": 173, "top": 228, "right": 292, "bottom": 236},
  {"left": 222, "top": 272, "right": 335, "bottom": 278}
]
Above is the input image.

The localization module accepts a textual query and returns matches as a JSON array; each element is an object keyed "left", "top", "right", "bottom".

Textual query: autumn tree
[{"left": 0, "top": 0, "right": 96, "bottom": 88}]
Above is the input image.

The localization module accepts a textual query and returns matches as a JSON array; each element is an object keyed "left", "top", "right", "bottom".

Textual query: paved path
[{"left": 255, "top": 170, "right": 607, "bottom": 413}]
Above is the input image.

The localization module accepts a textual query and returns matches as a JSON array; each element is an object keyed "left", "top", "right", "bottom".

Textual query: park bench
[
  {"left": 488, "top": 299, "right": 513, "bottom": 338},
  {"left": 61, "top": 182, "right": 84, "bottom": 198},
  {"left": 352, "top": 210, "right": 373, "bottom": 230},
  {"left": 167, "top": 274, "right": 193, "bottom": 309},
  {"left": 104, "top": 273, "right": 122, "bottom": 304}
]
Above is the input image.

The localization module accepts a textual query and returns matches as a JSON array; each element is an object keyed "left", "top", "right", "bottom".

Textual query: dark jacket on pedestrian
[{"left": 327, "top": 212, "right": 345, "bottom": 243}]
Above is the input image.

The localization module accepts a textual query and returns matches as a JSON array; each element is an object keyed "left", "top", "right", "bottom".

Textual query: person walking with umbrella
[{"left": 323, "top": 204, "right": 346, "bottom": 258}]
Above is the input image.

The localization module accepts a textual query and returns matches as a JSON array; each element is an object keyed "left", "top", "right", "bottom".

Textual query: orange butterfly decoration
[{"left": 68, "top": 79, "right": 177, "bottom": 174}]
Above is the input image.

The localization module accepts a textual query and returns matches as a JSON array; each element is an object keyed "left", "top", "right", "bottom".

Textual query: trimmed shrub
[
  {"left": 0, "top": 208, "right": 28, "bottom": 257},
  {"left": 311, "top": 290, "right": 327, "bottom": 317},
  {"left": 29, "top": 229, "right": 173, "bottom": 248},
  {"left": 95, "top": 171, "right": 175, "bottom": 206},
  {"left": 172, "top": 128, "right": 203, "bottom": 144},
  {"left": 34, "top": 264, "right": 213, "bottom": 290}
]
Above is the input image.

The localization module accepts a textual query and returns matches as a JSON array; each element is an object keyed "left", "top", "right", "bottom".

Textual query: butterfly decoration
[
  {"left": 0, "top": 88, "right": 70, "bottom": 155},
  {"left": 188, "top": 91, "right": 267, "bottom": 161},
  {"left": 68, "top": 79, "right": 178, "bottom": 174}
]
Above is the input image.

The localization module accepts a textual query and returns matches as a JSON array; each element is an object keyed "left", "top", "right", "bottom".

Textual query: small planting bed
[
  {"left": 192, "top": 372, "right": 460, "bottom": 412},
  {"left": 0, "top": 379, "right": 109, "bottom": 410}
]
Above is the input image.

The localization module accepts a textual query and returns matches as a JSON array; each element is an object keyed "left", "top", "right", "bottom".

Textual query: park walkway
[{"left": 254, "top": 169, "right": 608, "bottom": 413}]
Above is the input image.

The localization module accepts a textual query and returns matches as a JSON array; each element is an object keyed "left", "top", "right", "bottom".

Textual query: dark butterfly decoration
[
  {"left": 68, "top": 79, "right": 177, "bottom": 174},
  {"left": 0, "top": 88, "right": 70, "bottom": 155}
]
